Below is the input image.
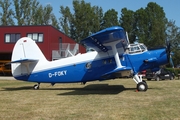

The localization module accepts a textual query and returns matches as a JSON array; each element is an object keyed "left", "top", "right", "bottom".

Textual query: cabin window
[
  {"left": 27, "top": 33, "right": 43, "bottom": 42},
  {"left": 5, "top": 33, "right": 21, "bottom": 43}
]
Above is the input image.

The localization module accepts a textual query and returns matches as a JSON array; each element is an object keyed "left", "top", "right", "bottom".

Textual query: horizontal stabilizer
[
  {"left": 9, "top": 59, "right": 38, "bottom": 64},
  {"left": 102, "top": 67, "right": 132, "bottom": 77}
]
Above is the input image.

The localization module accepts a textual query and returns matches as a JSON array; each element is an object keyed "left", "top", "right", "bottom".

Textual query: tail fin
[{"left": 11, "top": 37, "right": 47, "bottom": 78}]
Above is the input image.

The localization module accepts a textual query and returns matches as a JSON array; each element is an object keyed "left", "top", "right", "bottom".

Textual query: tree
[
  {"left": 59, "top": 0, "right": 103, "bottom": 42},
  {"left": 90, "top": 6, "right": 103, "bottom": 32},
  {"left": 166, "top": 20, "right": 180, "bottom": 66},
  {"left": 59, "top": 6, "right": 72, "bottom": 36},
  {"left": 143, "top": 2, "right": 167, "bottom": 48},
  {"left": 13, "top": 0, "right": 59, "bottom": 28},
  {"left": 120, "top": 8, "right": 135, "bottom": 43},
  {"left": 13, "top": 0, "right": 39, "bottom": 25},
  {"left": 32, "top": 4, "right": 43, "bottom": 25},
  {"left": 13, "top": 0, "right": 35, "bottom": 25},
  {"left": 71, "top": 0, "right": 96, "bottom": 42},
  {"left": 36, "top": 4, "right": 59, "bottom": 29},
  {"left": 50, "top": 14, "right": 59, "bottom": 29},
  {"left": 120, "top": 2, "right": 167, "bottom": 47},
  {"left": 41, "top": 4, "right": 53, "bottom": 25},
  {"left": 101, "top": 9, "right": 119, "bottom": 29},
  {"left": 134, "top": 8, "right": 149, "bottom": 44},
  {"left": 0, "top": 0, "right": 14, "bottom": 25}
]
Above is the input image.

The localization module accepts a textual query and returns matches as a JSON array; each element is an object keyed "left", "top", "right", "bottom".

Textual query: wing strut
[{"left": 104, "top": 41, "right": 123, "bottom": 68}]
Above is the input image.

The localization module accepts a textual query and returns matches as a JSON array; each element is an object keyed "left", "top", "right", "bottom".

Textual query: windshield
[{"left": 129, "top": 43, "right": 147, "bottom": 54}]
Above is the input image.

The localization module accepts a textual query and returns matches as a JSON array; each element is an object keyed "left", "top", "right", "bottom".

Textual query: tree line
[
  {"left": 0, "top": 0, "right": 59, "bottom": 28},
  {"left": 0, "top": 0, "right": 180, "bottom": 67}
]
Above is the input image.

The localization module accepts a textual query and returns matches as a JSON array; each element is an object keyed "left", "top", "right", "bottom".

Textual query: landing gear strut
[
  {"left": 81, "top": 82, "right": 86, "bottom": 85},
  {"left": 33, "top": 83, "right": 40, "bottom": 90},
  {"left": 133, "top": 74, "right": 148, "bottom": 91}
]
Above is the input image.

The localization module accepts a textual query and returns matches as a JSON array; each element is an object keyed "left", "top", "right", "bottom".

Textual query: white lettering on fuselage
[{"left": 48, "top": 70, "right": 67, "bottom": 78}]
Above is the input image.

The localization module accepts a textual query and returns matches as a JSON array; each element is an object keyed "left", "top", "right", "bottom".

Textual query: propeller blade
[{"left": 166, "top": 42, "right": 174, "bottom": 67}]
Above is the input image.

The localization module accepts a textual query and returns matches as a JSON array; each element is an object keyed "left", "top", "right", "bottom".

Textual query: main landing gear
[{"left": 133, "top": 74, "right": 148, "bottom": 91}]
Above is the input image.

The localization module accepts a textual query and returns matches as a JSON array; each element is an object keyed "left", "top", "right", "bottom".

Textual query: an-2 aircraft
[{"left": 10, "top": 26, "right": 170, "bottom": 91}]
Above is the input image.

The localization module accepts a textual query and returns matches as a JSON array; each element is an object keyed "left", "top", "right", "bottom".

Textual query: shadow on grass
[
  {"left": 1, "top": 86, "right": 33, "bottom": 91},
  {"left": 57, "top": 84, "right": 128, "bottom": 95},
  {"left": 1, "top": 84, "right": 142, "bottom": 95}
]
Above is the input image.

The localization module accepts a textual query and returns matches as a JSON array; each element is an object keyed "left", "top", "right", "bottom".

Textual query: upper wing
[{"left": 80, "top": 26, "right": 129, "bottom": 52}]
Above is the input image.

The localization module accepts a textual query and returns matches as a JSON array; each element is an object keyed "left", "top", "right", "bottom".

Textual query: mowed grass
[{"left": 0, "top": 78, "right": 180, "bottom": 120}]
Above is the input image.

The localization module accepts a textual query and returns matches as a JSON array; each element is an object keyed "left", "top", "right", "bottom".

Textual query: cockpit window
[
  {"left": 139, "top": 44, "right": 147, "bottom": 51},
  {"left": 129, "top": 43, "right": 147, "bottom": 54}
]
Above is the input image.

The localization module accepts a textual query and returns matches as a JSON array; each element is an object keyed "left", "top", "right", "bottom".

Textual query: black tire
[
  {"left": 147, "top": 78, "right": 151, "bottom": 81},
  {"left": 137, "top": 82, "right": 148, "bottom": 91}
]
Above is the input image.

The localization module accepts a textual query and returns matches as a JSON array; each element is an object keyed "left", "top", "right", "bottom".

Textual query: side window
[
  {"left": 5, "top": 33, "right": 21, "bottom": 43},
  {"left": 27, "top": 33, "right": 43, "bottom": 42},
  {"left": 140, "top": 45, "right": 145, "bottom": 51}
]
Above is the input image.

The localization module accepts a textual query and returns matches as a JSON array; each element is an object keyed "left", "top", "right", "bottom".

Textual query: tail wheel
[
  {"left": 137, "top": 82, "right": 148, "bottom": 91},
  {"left": 33, "top": 84, "right": 39, "bottom": 90}
]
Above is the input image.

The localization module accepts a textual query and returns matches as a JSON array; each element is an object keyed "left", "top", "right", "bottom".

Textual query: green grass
[{"left": 0, "top": 78, "right": 180, "bottom": 120}]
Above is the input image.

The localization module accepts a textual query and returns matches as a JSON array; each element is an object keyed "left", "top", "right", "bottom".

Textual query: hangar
[{"left": 0, "top": 25, "right": 85, "bottom": 75}]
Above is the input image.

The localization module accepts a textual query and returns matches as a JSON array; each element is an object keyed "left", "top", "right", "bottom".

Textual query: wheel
[
  {"left": 137, "top": 82, "right": 148, "bottom": 91},
  {"left": 147, "top": 78, "right": 151, "bottom": 81},
  {"left": 33, "top": 84, "right": 39, "bottom": 90},
  {"left": 155, "top": 76, "right": 160, "bottom": 81}
]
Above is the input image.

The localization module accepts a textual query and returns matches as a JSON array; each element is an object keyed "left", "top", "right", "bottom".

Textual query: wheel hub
[{"left": 139, "top": 84, "right": 145, "bottom": 91}]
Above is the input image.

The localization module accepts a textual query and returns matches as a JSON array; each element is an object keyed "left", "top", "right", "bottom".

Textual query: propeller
[
  {"left": 166, "top": 42, "right": 171, "bottom": 61},
  {"left": 166, "top": 42, "right": 174, "bottom": 68},
  {"left": 170, "top": 53, "right": 174, "bottom": 68}
]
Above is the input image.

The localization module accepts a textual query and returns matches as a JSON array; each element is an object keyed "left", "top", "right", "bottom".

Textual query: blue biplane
[{"left": 10, "top": 26, "right": 170, "bottom": 91}]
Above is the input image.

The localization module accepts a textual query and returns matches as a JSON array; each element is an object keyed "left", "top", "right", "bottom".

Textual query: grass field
[{"left": 0, "top": 78, "right": 180, "bottom": 120}]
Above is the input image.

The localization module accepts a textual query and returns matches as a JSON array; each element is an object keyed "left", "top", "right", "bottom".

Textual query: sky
[{"left": 39, "top": 0, "right": 180, "bottom": 27}]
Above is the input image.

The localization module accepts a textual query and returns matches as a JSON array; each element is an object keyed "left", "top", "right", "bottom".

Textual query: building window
[
  {"left": 27, "top": 33, "right": 43, "bottom": 42},
  {"left": 5, "top": 33, "right": 21, "bottom": 43}
]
